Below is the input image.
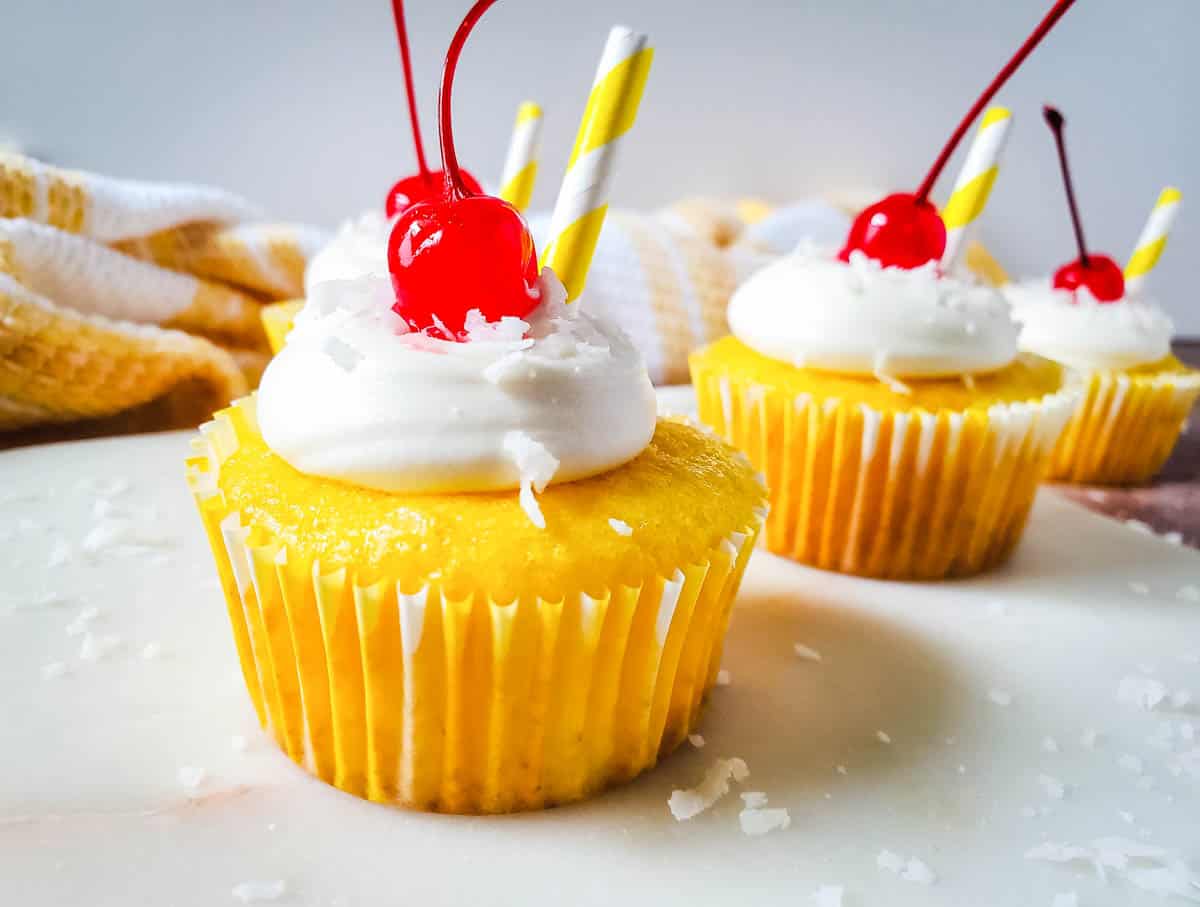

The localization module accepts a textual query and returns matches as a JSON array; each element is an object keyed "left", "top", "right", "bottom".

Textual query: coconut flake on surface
[
  {"left": 835, "top": 764, "right": 848, "bottom": 776},
  {"left": 1178, "top": 586, "right": 1200, "bottom": 603},
  {"left": 1117, "top": 754, "right": 1144, "bottom": 776},
  {"left": 667, "top": 757, "right": 749, "bottom": 821},
  {"left": 1081, "top": 728, "right": 1100, "bottom": 749},
  {"left": 1038, "top": 774, "right": 1067, "bottom": 800},
  {"left": 740, "top": 791, "right": 769, "bottom": 809},
  {"left": 1125, "top": 519, "right": 1154, "bottom": 535},
  {"left": 231, "top": 880, "right": 287, "bottom": 903},
  {"left": 177, "top": 765, "right": 207, "bottom": 791},
  {"left": 811, "top": 885, "right": 844, "bottom": 907},
  {"left": 793, "top": 642, "right": 823, "bottom": 662},
  {"left": 716, "top": 669, "right": 731, "bottom": 687},
  {"left": 141, "top": 642, "right": 163, "bottom": 660},
  {"left": 78, "top": 631, "right": 122, "bottom": 661},
  {"left": 502, "top": 431, "right": 559, "bottom": 530},
  {"left": 878, "top": 850, "right": 936, "bottom": 885},
  {"left": 876, "top": 850, "right": 905, "bottom": 873},
  {"left": 81, "top": 517, "right": 172, "bottom": 556},
  {"left": 608, "top": 518, "right": 633, "bottom": 537},
  {"left": 1128, "top": 581, "right": 1151, "bottom": 596},
  {"left": 739, "top": 806, "right": 790, "bottom": 836},
  {"left": 65, "top": 606, "right": 102, "bottom": 636},
  {"left": 1119, "top": 810, "right": 1136, "bottom": 824},
  {"left": 1118, "top": 674, "right": 1168, "bottom": 711},
  {"left": 688, "top": 734, "right": 705, "bottom": 749},
  {"left": 463, "top": 308, "right": 532, "bottom": 344},
  {"left": 1170, "top": 689, "right": 1193, "bottom": 710},
  {"left": 1027, "top": 837, "right": 1200, "bottom": 897},
  {"left": 1020, "top": 806, "right": 1039, "bottom": 818},
  {"left": 1043, "top": 736, "right": 1060, "bottom": 753},
  {"left": 988, "top": 688, "right": 1013, "bottom": 706},
  {"left": 40, "top": 661, "right": 69, "bottom": 680},
  {"left": 46, "top": 537, "right": 73, "bottom": 568},
  {"left": 876, "top": 730, "right": 892, "bottom": 744}
]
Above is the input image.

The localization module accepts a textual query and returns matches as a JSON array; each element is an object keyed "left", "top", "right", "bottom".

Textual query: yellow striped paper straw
[
  {"left": 498, "top": 101, "right": 544, "bottom": 211},
  {"left": 1125, "top": 187, "right": 1182, "bottom": 295},
  {"left": 542, "top": 26, "right": 654, "bottom": 301},
  {"left": 940, "top": 106, "right": 1013, "bottom": 271}
]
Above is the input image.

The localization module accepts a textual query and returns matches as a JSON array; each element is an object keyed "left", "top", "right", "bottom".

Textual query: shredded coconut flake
[
  {"left": 740, "top": 791, "right": 769, "bottom": 809},
  {"left": 688, "top": 734, "right": 705, "bottom": 749},
  {"left": 667, "top": 757, "right": 749, "bottom": 821},
  {"left": 811, "top": 885, "right": 844, "bottom": 907},
  {"left": 988, "top": 688, "right": 1013, "bottom": 707},
  {"left": 739, "top": 806, "right": 790, "bottom": 836},
  {"left": 65, "top": 606, "right": 102, "bottom": 636},
  {"left": 608, "top": 518, "right": 633, "bottom": 537},
  {"left": 231, "top": 880, "right": 287, "bottom": 903},
  {"left": 1129, "top": 581, "right": 1151, "bottom": 597},
  {"left": 1118, "top": 753, "right": 1145, "bottom": 775},
  {"left": 40, "top": 661, "right": 68, "bottom": 680},
  {"left": 835, "top": 764, "right": 848, "bottom": 776},
  {"left": 793, "top": 642, "right": 823, "bottom": 662},
  {"left": 1118, "top": 675, "right": 1168, "bottom": 711},
  {"left": 503, "top": 432, "right": 559, "bottom": 530},
  {"left": 876, "top": 850, "right": 905, "bottom": 873},
  {"left": 716, "top": 669, "right": 731, "bottom": 687},
  {"left": 177, "top": 765, "right": 207, "bottom": 790},
  {"left": 78, "top": 631, "right": 122, "bottom": 661},
  {"left": 47, "top": 537, "right": 73, "bottom": 568},
  {"left": 900, "top": 858, "right": 937, "bottom": 885},
  {"left": 1027, "top": 836, "right": 1200, "bottom": 898},
  {"left": 1081, "top": 728, "right": 1100, "bottom": 749},
  {"left": 1170, "top": 689, "right": 1193, "bottom": 710},
  {"left": 1043, "top": 736, "right": 1060, "bottom": 753},
  {"left": 1177, "top": 585, "right": 1200, "bottom": 603},
  {"left": 1038, "top": 774, "right": 1067, "bottom": 800},
  {"left": 876, "top": 730, "right": 892, "bottom": 744}
]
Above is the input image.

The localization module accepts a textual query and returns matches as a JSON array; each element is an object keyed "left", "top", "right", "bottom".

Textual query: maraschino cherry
[
  {"left": 1043, "top": 106, "right": 1125, "bottom": 303},
  {"left": 384, "top": 0, "right": 482, "bottom": 217},
  {"left": 387, "top": 0, "right": 540, "bottom": 340},
  {"left": 839, "top": 0, "right": 1078, "bottom": 270}
]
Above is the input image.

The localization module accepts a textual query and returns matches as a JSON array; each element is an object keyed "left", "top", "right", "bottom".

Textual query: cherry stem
[
  {"left": 439, "top": 0, "right": 499, "bottom": 200},
  {"left": 391, "top": 0, "right": 430, "bottom": 183},
  {"left": 1044, "top": 105, "right": 1090, "bottom": 267},
  {"left": 913, "top": 0, "right": 1077, "bottom": 205}
]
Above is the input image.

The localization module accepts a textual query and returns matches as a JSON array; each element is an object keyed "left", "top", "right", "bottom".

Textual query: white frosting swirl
[
  {"left": 1004, "top": 280, "right": 1174, "bottom": 371},
  {"left": 303, "top": 210, "right": 391, "bottom": 296},
  {"left": 258, "top": 270, "right": 658, "bottom": 495},
  {"left": 728, "top": 249, "right": 1019, "bottom": 377}
]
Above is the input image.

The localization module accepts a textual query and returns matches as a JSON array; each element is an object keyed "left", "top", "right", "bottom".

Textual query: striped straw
[
  {"left": 1124, "top": 187, "right": 1182, "bottom": 295},
  {"left": 498, "top": 101, "right": 544, "bottom": 211},
  {"left": 940, "top": 106, "right": 1013, "bottom": 272},
  {"left": 542, "top": 26, "right": 654, "bottom": 301}
]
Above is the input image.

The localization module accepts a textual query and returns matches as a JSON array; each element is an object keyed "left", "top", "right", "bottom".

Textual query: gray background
[{"left": 3, "top": 0, "right": 1196, "bottom": 331}]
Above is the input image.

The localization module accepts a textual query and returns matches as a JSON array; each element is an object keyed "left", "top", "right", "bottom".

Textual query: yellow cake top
[
  {"left": 691, "top": 336, "right": 1073, "bottom": 413},
  {"left": 209, "top": 413, "right": 765, "bottom": 603}
]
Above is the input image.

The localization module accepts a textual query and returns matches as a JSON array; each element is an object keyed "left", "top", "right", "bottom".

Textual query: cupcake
[
  {"left": 692, "top": 2, "right": 1081, "bottom": 579},
  {"left": 690, "top": 251, "right": 1074, "bottom": 579},
  {"left": 1004, "top": 108, "right": 1199, "bottom": 485},
  {"left": 188, "top": 7, "right": 765, "bottom": 814}
]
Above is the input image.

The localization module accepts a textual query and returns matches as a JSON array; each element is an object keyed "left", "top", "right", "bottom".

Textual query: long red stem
[
  {"left": 1044, "top": 105, "right": 1090, "bottom": 266},
  {"left": 914, "top": 0, "right": 1077, "bottom": 204},
  {"left": 439, "top": 0, "right": 500, "bottom": 200},
  {"left": 392, "top": 0, "right": 430, "bottom": 182}
]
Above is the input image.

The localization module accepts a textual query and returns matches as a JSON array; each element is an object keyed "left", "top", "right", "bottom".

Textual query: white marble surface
[{"left": 2, "top": 425, "right": 1199, "bottom": 906}]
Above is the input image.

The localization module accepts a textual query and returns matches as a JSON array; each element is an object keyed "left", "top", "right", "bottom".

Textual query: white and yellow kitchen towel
[{"left": 0, "top": 152, "right": 324, "bottom": 436}]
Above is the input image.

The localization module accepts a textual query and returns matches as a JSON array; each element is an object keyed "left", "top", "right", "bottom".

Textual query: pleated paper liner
[
  {"left": 690, "top": 361, "right": 1078, "bottom": 580},
  {"left": 1048, "top": 365, "right": 1200, "bottom": 486},
  {"left": 261, "top": 300, "right": 303, "bottom": 355},
  {"left": 187, "top": 400, "right": 765, "bottom": 814}
]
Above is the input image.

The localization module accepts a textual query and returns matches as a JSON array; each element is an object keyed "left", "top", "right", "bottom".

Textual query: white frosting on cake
[
  {"left": 1004, "top": 280, "right": 1174, "bottom": 371},
  {"left": 727, "top": 248, "right": 1019, "bottom": 378},
  {"left": 257, "top": 270, "right": 657, "bottom": 495},
  {"left": 303, "top": 210, "right": 391, "bottom": 296}
]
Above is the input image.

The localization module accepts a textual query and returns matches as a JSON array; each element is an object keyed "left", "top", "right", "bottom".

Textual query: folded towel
[{"left": 0, "top": 153, "right": 325, "bottom": 439}]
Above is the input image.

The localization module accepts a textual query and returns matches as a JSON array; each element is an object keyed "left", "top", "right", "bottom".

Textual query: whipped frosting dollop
[
  {"left": 727, "top": 249, "right": 1019, "bottom": 378},
  {"left": 257, "top": 270, "right": 658, "bottom": 496},
  {"left": 303, "top": 210, "right": 392, "bottom": 296},
  {"left": 1004, "top": 280, "right": 1174, "bottom": 371}
]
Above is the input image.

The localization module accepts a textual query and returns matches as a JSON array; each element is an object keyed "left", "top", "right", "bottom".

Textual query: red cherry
[
  {"left": 838, "top": 0, "right": 1077, "bottom": 269},
  {"left": 384, "top": 168, "right": 483, "bottom": 218},
  {"left": 387, "top": 0, "right": 540, "bottom": 341},
  {"left": 1053, "top": 254, "right": 1125, "bottom": 303},
  {"left": 388, "top": 195, "right": 539, "bottom": 338},
  {"left": 838, "top": 193, "right": 946, "bottom": 269}
]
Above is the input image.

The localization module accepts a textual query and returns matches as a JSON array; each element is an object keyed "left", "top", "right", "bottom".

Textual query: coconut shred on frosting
[
  {"left": 303, "top": 210, "right": 392, "bottom": 296},
  {"left": 257, "top": 269, "right": 658, "bottom": 509},
  {"left": 727, "top": 248, "right": 1020, "bottom": 378},
  {"left": 1004, "top": 280, "right": 1174, "bottom": 372}
]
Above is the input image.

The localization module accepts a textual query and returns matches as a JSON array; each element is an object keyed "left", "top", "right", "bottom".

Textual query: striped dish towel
[{"left": 0, "top": 153, "right": 325, "bottom": 438}]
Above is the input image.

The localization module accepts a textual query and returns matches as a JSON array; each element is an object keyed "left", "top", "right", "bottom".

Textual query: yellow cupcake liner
[
  {"left": 260, "top": 299, "right": 303, "bottom": 355},
  {"left": 1049, "top": 367, "right": 1200, "bottom": 486},
  {"left": 186, "top": 403, "right": 764, "bottom": 814},
  {"left": 691, "top": 365, "right": 1078, "bottom": 579}
]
